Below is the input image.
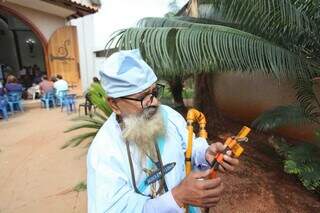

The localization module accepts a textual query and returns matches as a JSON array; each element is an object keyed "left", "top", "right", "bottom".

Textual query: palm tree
[
  {"left": 62, "top": 83, "right": 112, "bottom": 148},
  {"left": 106, "top": 0, "right": 320, "bottom": 136}
]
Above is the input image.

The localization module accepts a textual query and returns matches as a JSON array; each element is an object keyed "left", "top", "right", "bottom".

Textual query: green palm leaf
[
  {"left": 88, "top": 83, "right": 113, "bottom": 117},
  {"left": 252, "top": 104, "right": 313, "bottom": 132},
  {"left": 199, "top": 0, "right": 318, "bottom": 48},
  {"left": 61, "top": 131, "right": 98, "bottom": 149},
  {"left": 111, "top": 25, "right": 313, "bottom": 80},
  {"left": 63, "top": 83, "right": 112, "bottom": 149},
  {"left": 295, "top": 78, "right": 320, "bottom": 123}
]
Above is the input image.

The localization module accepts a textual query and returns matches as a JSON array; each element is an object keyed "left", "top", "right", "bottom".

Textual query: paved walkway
[{"left": 0, "top": 100, "right": 87, "bottom": 213}]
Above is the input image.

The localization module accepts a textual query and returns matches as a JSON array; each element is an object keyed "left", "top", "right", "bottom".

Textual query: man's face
[{"left": 108, "top": 83, "right": 161, "bottom": 118}]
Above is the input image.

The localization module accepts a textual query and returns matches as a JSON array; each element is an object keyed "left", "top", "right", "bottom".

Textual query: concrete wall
[
  {"left": 1, "top": 2, "right": 65, "bottom": 41},
  {"left": 213, "top": 72, "right": 320, "bottom": 142}
]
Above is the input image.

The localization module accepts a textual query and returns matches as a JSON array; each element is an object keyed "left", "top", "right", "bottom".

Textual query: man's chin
[{"left": 143, "top": 105, "right": 159, "bottom": 120}]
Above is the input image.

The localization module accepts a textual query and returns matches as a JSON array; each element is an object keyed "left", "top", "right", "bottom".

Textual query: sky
[{"left": 93, "top": 0, "right": 188, "bottom": 51}]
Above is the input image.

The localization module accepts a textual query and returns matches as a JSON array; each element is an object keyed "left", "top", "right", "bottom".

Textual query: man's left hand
[{"left": 205, "top": 142, "right": 239, "bottom": 172}]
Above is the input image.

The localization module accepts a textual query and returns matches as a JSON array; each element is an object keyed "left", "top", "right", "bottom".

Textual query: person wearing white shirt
[
  {"left": 53, "top": 74, "right": 68, "bottom": 96},
  {"left": 87, "top": 49, "right": 239, "bottom": 213}
]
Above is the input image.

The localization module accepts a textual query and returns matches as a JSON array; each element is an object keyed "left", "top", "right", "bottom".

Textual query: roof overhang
[{"left": 3, "top": 0, "right": 99, "bottom": 20}]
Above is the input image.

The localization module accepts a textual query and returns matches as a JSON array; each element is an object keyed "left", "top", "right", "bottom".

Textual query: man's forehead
[{"left": 130, "top": 83, "right": 156, "bottom": 97}]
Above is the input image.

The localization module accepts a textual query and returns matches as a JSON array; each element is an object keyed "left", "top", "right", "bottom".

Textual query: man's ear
[{"left": 107, "top": 97, "right": 121, "bottom": 115}]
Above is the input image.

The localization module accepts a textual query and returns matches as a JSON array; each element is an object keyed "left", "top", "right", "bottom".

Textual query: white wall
[
  {"left": 70, "top": 15, "right": 96, "bottom": 93},
  {"left": 72, "top": 0, "right": 188, "bottom": 91},
  {"left": 3, "top": 2, "right": 66, "bottom": 41}
]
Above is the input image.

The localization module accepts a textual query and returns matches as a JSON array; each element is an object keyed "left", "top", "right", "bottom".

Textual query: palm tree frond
[
  {"left": 113, "top": 26, "right": 312, "bottom": 80},
  {"left": 295, "top": 78, "right": 320, "bottom": 123},
  {"left": 64, "top": 123, "right": 102, "bottom": 133},
  {"left": 88, "top": 83, "right": 113, "bottom": 117},
  {"left": 199, "top": 0, "right": 318, "bottom": 48},
  {"left": 61, "top": 131, "right": 97, "bottom": 149},
  {"left": 252, "top": 105, "right": 312, "bottom": 132}
]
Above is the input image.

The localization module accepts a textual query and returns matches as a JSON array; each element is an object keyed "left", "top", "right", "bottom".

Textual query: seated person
[
  {"left": 39, "top": 75, "right": 54, "bottom": 95},
  {"left": 53, "top": 74, "right": 68, "bottom": 97},
  {"left": 27, "top": 83, "right": 41, "bottom": 99},
  {"left": 5, "top": 75, "right": 23, "bottom": 93}
]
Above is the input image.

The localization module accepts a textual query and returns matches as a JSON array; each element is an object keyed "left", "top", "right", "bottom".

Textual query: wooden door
[{"left": 48, "top": 26, "right": 81, "bottom": 94}]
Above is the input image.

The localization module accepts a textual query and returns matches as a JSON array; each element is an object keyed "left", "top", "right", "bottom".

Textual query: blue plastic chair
[
  {"left": 0, "top": 96, "right": 9, "bottom": 120},
  {"left": 61, "top": 94, "right": 77, "bottom": 114},
  {"left": 7, "top": 92, "right": 23, "bottom": 113},
  {"left": 55, "top": 90, "right": 68, "bottom": 106},
  {"left": 41, "top": 91, "right": 56, "bottom": 110}
]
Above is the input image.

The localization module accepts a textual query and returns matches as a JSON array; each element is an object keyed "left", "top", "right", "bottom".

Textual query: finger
[
  {"left": 207, "top": 142, "right": 223, "bottom": 155},
  {"left": 226, "top": 150, "right": 232, "bottom": 156},
  {"left": 223, "top": 155, "right": 239, "bottom": 166},
  {"left": 220, "top": 161, "right": 234, "bottom": 172},
  {"left": 192, "top": 169, "right": 211, "bottom": 179},
  {"left": 202, "top": 200, "right": 220, "bottom": 208},
  {"left": 198, "top": 176, "right": 221, "bottom": 190},
  {"left": 202, "top": 196, "right": 221, "bottom": 205},
  {"left": 204, "top": 182, "right": 224, "bottom": 198},
  {"left": 212, "top": 142, "right": 225, "bottom": 153},
  {"left": 218, "top": 165, "right": 225, "bottom": 173}
]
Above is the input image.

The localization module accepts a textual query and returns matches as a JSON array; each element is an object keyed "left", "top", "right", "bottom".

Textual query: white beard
[{"left": 122, "top": 107, "right": 165, "bottom": 162}]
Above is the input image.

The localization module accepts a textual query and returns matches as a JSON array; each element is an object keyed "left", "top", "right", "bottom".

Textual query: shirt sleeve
[{"left": 143, "top": 191, "right": 184, "bottom": 213}]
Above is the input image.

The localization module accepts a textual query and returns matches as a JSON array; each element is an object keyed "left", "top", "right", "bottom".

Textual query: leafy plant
[
  {"left": 106, "top": 0, "right": 320, "bottom": 132},
  {"left": 270, "top": 137, "right": 320, "bottom": 192},
  {"left": 62, "top": 83, "right": 112, "bottom": 149}
]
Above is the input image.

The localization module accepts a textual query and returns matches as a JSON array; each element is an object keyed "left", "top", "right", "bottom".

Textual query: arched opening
[{"left": 0, "top": 6, "right": 48, "bottom": 90}]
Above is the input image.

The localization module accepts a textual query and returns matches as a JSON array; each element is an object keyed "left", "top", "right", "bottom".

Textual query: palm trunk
[
  {"left": 168, "top": 76, "right": 187, "bottom": 115},
  {"left": 186, "top": 0, "right": 225, "bottom": 138},
  {"left": 168, "top": 77, "right": 185, "bottom": 107},
  {"left": 194, "top": 73, "right": 224, "bottom": 139}
]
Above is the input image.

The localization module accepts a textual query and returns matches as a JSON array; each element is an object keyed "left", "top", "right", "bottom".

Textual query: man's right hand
[{"left": 171, "top": 169, "right": 224, "bottom": 208}]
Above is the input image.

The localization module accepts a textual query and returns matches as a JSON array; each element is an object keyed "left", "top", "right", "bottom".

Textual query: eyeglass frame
[{"left": 118, "top": 83, "right": 165, "bottom": 108}]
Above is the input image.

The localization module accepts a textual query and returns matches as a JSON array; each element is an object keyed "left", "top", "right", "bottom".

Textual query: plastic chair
[
  {"left": 41, "top": 91, "right": 56, "bottom": 110},
  {"left": 61, "top": 94, "right": 77, "bottom": 114},
  {"left": 7, "top": 92, "right": 23, "bottom": 113},
  {"left": 0, "top": 96, "right": 8, "bottom": 120},
  {"left": 55, "top": 90, "right": 68, "bottom": 106}
]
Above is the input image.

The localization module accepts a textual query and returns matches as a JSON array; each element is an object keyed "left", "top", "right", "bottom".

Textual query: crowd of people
[{"left": 0, "top": 71, "right": 70, "bottom": 99}]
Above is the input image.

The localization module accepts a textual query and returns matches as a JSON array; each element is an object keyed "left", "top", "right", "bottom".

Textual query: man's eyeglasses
[{"left": 119, "top": 83, "right": 165, "bottom": 108}]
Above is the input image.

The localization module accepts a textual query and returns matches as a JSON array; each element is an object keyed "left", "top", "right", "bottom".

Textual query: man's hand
[
  {"left": 171, "top": 169, "right": 224, "bottom": 208},
  {"left": 205, "top": 142, "right": 239, "bottom": 172}
]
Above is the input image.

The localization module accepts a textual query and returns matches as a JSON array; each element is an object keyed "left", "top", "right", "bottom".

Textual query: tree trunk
[
  {"left": 194, "top": 73, "right": 225, "bottom": 139},
  {"left": 168, "top": 76, "right": 187, "bottom": 115}
]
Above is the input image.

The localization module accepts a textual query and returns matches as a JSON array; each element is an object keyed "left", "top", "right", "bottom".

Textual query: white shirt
[
  {"left": 87, "top": 105, "right": 210, "bottom": 213},
  {"left": 53, "top": 79, "right": 68, "bottom": 94}
]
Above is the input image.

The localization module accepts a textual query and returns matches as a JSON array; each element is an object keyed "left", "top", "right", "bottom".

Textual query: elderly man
[{"left": 87, "top": 49, "right": 239, "bottom": 213}]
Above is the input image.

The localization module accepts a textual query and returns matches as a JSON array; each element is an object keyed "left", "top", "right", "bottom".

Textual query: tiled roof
[{"left": 66, "top": 0, "right": 99, "bottom": 11}]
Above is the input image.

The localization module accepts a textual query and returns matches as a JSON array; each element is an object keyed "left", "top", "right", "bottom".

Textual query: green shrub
[{"left": 271, "top": 137, "right": 320, "bottom": 192}]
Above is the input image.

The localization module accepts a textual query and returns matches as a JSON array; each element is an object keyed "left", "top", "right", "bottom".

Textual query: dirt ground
[
  {"left": 0, "top": 101, "right": 319, "bottom": 213},
  {"left": 212, "top": 121, "right": 320, "bottom": 213},
  {"left": 0, "top": 101, "right": 87, "bottom": 213}
]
